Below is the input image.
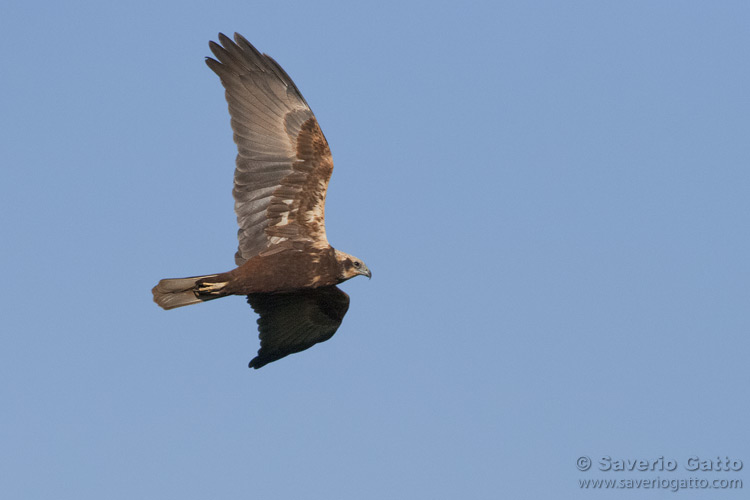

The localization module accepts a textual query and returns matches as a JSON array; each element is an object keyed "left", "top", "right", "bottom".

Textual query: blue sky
[{"left": 2, "top": 1, "right": 749, "bottom": 498}]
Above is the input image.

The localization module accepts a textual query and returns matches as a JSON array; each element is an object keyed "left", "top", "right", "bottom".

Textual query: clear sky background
[{"left": 2, "top": 1, "right": 748, "bottom": 498}]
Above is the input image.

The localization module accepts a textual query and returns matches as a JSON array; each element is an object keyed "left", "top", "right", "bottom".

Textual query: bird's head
[{"left": 334, "top": 250, "right": 371, "bottom": 281}]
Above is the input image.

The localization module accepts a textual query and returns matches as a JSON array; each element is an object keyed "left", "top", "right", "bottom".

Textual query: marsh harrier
[{"left": 152, "top": 33, "right": 370, "bottom": 369}]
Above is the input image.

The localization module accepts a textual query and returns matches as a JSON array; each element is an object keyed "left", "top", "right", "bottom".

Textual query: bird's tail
[{"left": 152, "top": 274, "right": 229, "bottom": 310}]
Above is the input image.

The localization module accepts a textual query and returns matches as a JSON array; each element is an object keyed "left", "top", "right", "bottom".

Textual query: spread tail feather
[{"left": 152, "top": 274, "right": 227, "bottom": 310}]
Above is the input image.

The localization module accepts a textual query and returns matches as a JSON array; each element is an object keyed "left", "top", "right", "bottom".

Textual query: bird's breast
[{"left": 226, "top": 247, "right": 339, "bottom": 294}]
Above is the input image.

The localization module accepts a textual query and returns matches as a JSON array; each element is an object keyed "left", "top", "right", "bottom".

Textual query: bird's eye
[{"left": 353, "top": 261, "right": 361, "bottom": 268}]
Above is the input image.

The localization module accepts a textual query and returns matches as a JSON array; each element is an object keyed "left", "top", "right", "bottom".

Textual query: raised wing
[
  {"left": 206, "top": 33, "right": 333, "bottom": 265},
  {"left": 246, "top": 286, "right": 350, "bottom": 369}
]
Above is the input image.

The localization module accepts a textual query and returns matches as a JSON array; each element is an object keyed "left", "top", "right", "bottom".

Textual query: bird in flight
[{"left": 153, "top": 33, "right": 371, "bottom": 369}]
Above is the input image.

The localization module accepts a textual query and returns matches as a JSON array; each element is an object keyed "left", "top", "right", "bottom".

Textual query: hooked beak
[{"left": 362, "top": 265, "right": 372, "bottom": 280}]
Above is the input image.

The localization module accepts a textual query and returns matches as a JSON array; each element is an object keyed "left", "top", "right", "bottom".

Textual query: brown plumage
[{"left": 152, "top": 33, "right": 370, "bottom": 369}]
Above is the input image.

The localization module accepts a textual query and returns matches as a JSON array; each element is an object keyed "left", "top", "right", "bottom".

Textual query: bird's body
[
  {"left": 152, "top": 33, "right": 370, "bottom": 369},
  {"left": 222, "top": 247, "right": 343, "bottom": 293}
]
